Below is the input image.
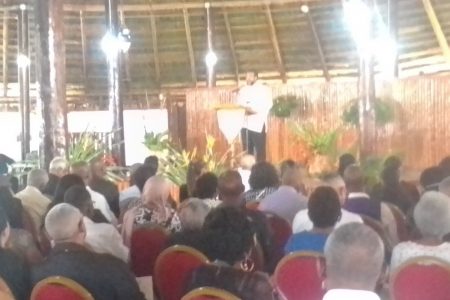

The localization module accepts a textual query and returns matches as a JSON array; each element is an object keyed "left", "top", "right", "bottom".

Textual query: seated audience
[
  {"left": 371, "top": 156, "right": 412, "bottom": 213},
  {"left": 193, "top": 172, "right": 221, "bottom": 208},
  {"left": 342, "top": 165, "right": 397, "bottom": 243},
  {"left": 391, "top": 191, "right": 450, "bottom": 270},
  {"left": 243, "top": 162, "right": 279, "bottom": 203},
  {"left": 64, "top": 185, "right": 129, "bottom": 262},
  {"left": 89, "top": 158, "right": 120, "bottom": 218},
  {"left": 32, "top": 203, "right": 144, "bottom": 300},
  {"left": 238, "top": 154, "right": 256, "bottom": 191},
  {"left": 15, "top": 169, "right": 51, "bottom": 235},
  {"left": 218, "top": 170, "right": 273, "bottom": 270},
  {"left": 144, "top": 155, "right": 159, "bottom": 171},
  {"left": 419, "top": 166, "right": 444, "bottom": 192},
  {"left": 0, "top": 208, "right": 30, "bottom": 300},
  {"left": 180, "top": 160, "right": 206, "bottom": 201},
  {"left": 0, "top": 177, "right": 23, "bottom": 228},
  {"left": 122, "top": 176, "right": 181, "bottom": 246},
  {"left": 292, "top": 174, "right": 362, "bottom": 234},
  {"left": 167, "top": 198, "right": 210, "bottom": 248},
  {"left": 337, "top": 153, "right": 356, "bottom": 178},
  {"left": 43, "top": 157, "right": 69, "bottom": 198},
  {"left": 8, "top": 227, "right": 43, "bottom": 265},
  {"left": 187, "top": 206, "right": 277, "bottom": 300},
  {"left": 259, "top": 161, "right": 307, "bottom": 224},
  {"left": 119, "top": 163, "right": 142, "bottom": 203},
  {"left": 323, "top": 223, "right": 384, "bottom": 300},
  {"left": 285, "top": 186, "right": 341, "bottom": 254},
  {"left": 120, "top": 164, "right": 157, "bottom": 214},
  {"left": 70, "top": 161, "right": 117, "bottom": 224}
]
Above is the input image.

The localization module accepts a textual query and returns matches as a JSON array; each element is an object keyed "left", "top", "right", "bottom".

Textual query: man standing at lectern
[{"left": 237, "top": 71, "right": 273, "bottom": 162}]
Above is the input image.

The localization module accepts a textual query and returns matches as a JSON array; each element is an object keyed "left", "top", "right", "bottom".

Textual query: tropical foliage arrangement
[
  {"left": 342, "top": 98, "right": 395, "bottom": 127},
  {"left": 68, "top": 131, "right": 106, "bottom": 163},
  {"left": 271, "top": 94, "right": 309, "bottom": 118},
  {"left": 143, "top": 132, "right": 231, "bottom": 186}
]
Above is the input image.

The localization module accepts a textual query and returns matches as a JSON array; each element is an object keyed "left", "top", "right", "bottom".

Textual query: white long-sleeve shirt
[
  {"left": 237, "top": 81, "right": 273, "bottom": 133},
  {"left": 86, "top": 186, "right": 117, "bottom": 225}
]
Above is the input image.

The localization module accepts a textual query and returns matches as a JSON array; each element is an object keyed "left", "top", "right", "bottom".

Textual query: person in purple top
[{"left": 285, "top": 186, "right": 341, "bottom": 254}]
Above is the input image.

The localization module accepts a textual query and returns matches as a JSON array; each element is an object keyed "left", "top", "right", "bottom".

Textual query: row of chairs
[{"left": 8, "top": 248, "right": 450, "bottom": 300}]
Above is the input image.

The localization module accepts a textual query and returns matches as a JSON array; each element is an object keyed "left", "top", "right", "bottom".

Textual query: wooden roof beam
[
  {"left": 183, "top": 8, "right": 197, "bottom": 84},
  {"left": 306, "top": 11, "right": 330, "bottom": 81},
  {"left": 422, "top": 0, "right": 450, "bottom": 63},
  {"left": 265, "top": 4, "right": 286, "bottom": 82},
  {"left": 149, "top": 13, "right": 161, "bottom": 85},
  {"left": 2, "top": 10, "right": 9, "bottom": 97},
  {"left": 64, "top": 0, "right": 313, "bottom": 13},
  {"left": 223, "top": 10, "right": 239, "bottom": 84}
]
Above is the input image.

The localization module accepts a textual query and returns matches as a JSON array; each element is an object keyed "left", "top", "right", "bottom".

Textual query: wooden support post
[
  {"left": 183, "top": 8, "right": 197, "bottom": 84},
  {"left": 223, "top": 10, "right": 239, "bottom": 84},
  {"left": 149, "top": 14, "right": 160, "bottom": 85},
  {"left": 2, "top": 10, "right": 8, "bottom": 97},
  {"left": 105, "top": 0, "right": 126, "bottom": 165},
  {"left": 34, "top": 0, "right": 68, "bottom": 168},
  {"left": 265, "top": 4, "right": 286, "bottom": 82},
  {"left": 306, "top": 12, "right": 330, "bottom": 81},
  {"left": 79, "top": 11, "right": 88, "bottom": 89},
  {"left": 422, "top": 0, "right": 450, "bottom": 63},
  {"left": 388, "top": 0, "right": 399, "bottom": 77},
  {"left": 18, "top": 5, "right": 31, "bottom": 160}
]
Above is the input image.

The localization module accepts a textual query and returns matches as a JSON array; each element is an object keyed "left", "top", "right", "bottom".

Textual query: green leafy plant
[
  {"left": 342, "top": 99, "right": 395, "bottom": 126},
  {"left": 143, "top": 133, "right": 232, "bottom": 186},
  {"left": 68, "top": 131, "right": 106, "bottom": 163},
  {"left": 290, "top": 122, "right": 339, "bottom": 157},
  {"left": 271, "top": 94, "right": 311, "bottom": 118}
]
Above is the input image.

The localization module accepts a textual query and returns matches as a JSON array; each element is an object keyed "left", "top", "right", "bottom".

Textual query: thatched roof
[{"left": 1, "top": 0, "right": 450, "bottom": 106}]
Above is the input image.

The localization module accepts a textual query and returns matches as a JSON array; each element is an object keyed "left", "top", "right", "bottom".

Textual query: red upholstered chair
[
  {"left": 154, "top": 245, "right": 209, "bottom": 300},
  {"left": 264, "top": 212, "right": 292, "bottom": 265},
  {"left": 182, "top": 287, "right": 241, "bottom": 300},
  {"left": 390, "top": 256, "right": 450, "bottom": 300},
  {"left": 31, "top": 276, "right": 94, "bottom": 300},
  {"left": 130, "top": 226, "right": 169, "bottom": 277},
  {"left": 274, "top": 251, "right": 325, "bottom": 300}
]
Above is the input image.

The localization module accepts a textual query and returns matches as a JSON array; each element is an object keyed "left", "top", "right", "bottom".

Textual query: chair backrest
[
  {"left": 0, "top": 277, "right": 14, "bottom": 300},
  {"left": 130, "top": 226, "right": 169, "bottom": 276},
  {"left": 154, "top": 245, "right": 209, "bottom": 300},
  {"left": 390, "top": 256, "right": 450, "bottom": 300},
  {"left": 385, "top": 203, "right": 409, "bottom": 242},
  {"left": 265, "top": 212, "right": 292, "bottom": 265},
  {"left": 360, "top": 215, "right": 393, "bottom": 259},
  {"left": 182, "top": 287, "right": 241, "bottom": 300},
  {"left": 274, "top": 251, "right": 325, "bottom": 300},
  {"left": 31, "top": 276, "right": 94, "bottom": 300}
]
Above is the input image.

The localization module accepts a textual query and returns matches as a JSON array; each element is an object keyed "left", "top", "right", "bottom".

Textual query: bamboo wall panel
[{"left": 185, "top": 76, "right": 450, "bottom": 171}]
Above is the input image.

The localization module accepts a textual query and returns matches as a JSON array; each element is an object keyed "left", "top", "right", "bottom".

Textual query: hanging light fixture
[{"left": 205, "top": 2, "right": 217, "bottom": 87}]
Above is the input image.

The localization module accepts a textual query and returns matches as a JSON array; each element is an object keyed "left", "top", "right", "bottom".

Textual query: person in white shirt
[
  {"left": 15, "top": 169, "right": 51, "bottom": 234},
  {"left": 292, "top": 174, "right": 363, "bottom": 233},
  {"left": 64, "top": 185, "right": 129, "bottom": 262},
  {"left": 323, "top": 223, "right": 384, "bottom": 300},
  {"left": 70, "top": 161, "right": 117, "bottom": 225},
  {"left": 119, "top": 163, "right": 143, "bottom": 203},
  {"left": 237, "top": 71, "right": 273, "bottom": 161},
  {"left": 237, "top": 154, "right": 255, "bottom": 192}
]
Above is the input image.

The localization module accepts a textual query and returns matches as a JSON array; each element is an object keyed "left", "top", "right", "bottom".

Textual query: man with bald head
[
  {"left": 44, "top": 157, "right": 69, "bottom": 197},
  {"left": 15, "top": 169, "right": 51, "bottom": 234},
  {"left": 89, "top": 158, "right": 120, "bottom": 218},
  {"left": 32, "top": 204, "right": 144, "bottom": 300},
  {"left": 323, "top": 223, "right": 384, "bottom": 300}
]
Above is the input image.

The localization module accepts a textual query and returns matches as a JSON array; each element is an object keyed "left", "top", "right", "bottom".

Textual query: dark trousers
[{"left": 241, "top": 126, "right": 266, "bottom": 162}]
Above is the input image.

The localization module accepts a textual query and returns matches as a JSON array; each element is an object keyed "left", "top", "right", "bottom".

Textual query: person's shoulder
[{"left": 341, "top": 209, "right": 363, "bottom": 222}]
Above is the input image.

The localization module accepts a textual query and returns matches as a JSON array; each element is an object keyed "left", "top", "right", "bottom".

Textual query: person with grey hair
[
  {"left": 32, "top": 203, "right": 144, "bottom": 300},
  {"left": 323, "top": 223, "right": 384, "bottom": 300},
  {"left": 391, "top": 191, "right": 450, "bottom": 270},
  {"left": 43, "top": 157, "right": 69, "bottom": 197},
  {"left": 438, "top": 176, "right": 450, "bottom": 197},
  {"left": 15, "top": 169, "right": 51, "bottom": 234},
  {"left": 259, "top": 162, "right": 307, "bottom": 225}
]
